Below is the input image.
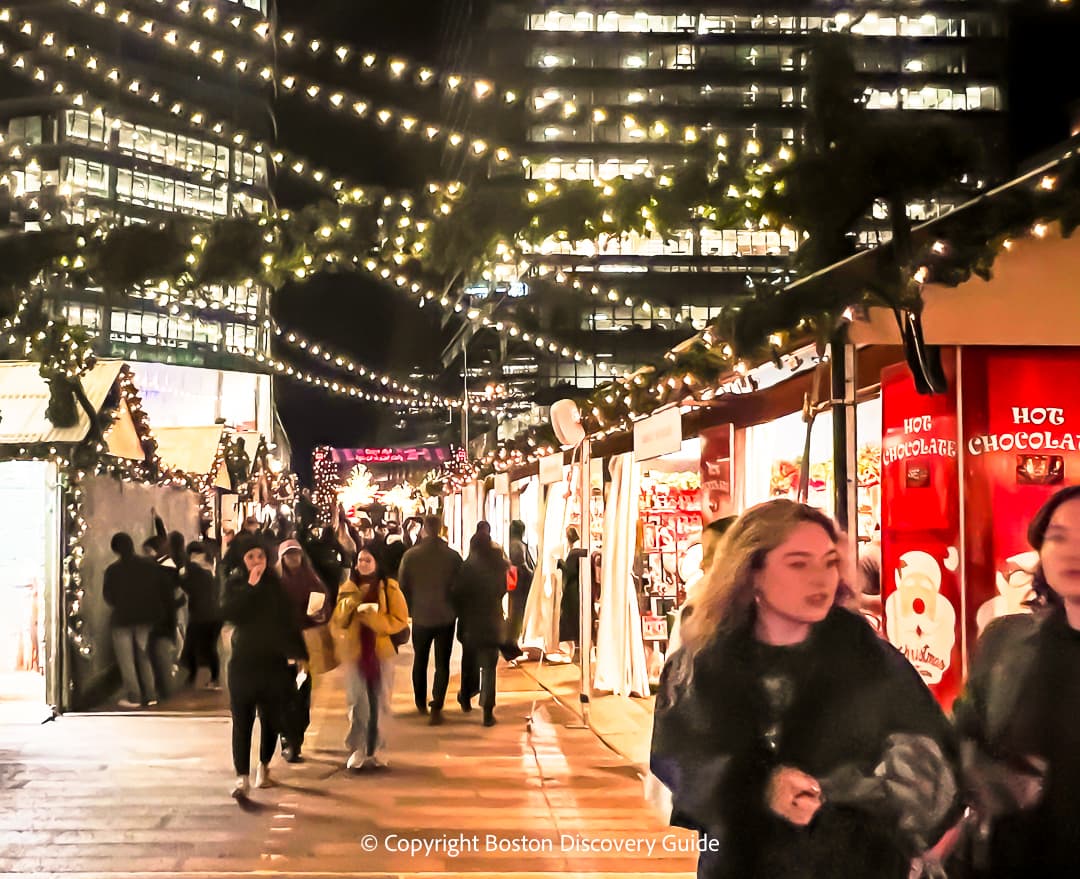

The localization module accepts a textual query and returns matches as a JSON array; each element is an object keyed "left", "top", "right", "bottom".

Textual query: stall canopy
[
  {"left": 154, "top": 426, "right": 230, "bottom": 488},
  {"left": 0, "top": 360, "right": 142, "bottom": 459}
]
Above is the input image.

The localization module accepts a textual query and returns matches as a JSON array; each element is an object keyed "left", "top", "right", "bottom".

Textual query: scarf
[{"left": 353, "top": 573, "right": 382, "bottom": 684}]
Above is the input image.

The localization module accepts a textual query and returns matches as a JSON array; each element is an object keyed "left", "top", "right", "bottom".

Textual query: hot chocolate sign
[
  {"left": 883, "top": 415, "right": 959, "bottom": 465},
  {"left": 967, "top": 407, "right": 1080, "bottom": 456},
  {"left": 880, "top": 361, "right": 964, "bottom": 707}
]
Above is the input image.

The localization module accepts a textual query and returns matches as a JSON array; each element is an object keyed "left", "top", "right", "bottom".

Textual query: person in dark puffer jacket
[{"left": 221, "top": 536, "right": 307, "bottom": 800}]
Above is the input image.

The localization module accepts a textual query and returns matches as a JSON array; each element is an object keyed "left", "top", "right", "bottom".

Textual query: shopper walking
[
  {"left": 276, "top": 539, "right": 330, "bottom": 762},
  {"left": 651, "top": 499, "right": 958, "bottom": 879},
  {"left": 330, "top": 547, "right": 409, "bottom": 770},
  {"left": 453, "top": 532, "right": 510, "bottom": 727},
  {"left": 103, "top": 533, "right": 167, "bottom": 707},
  {"left": 507, "top": 520, "right": 534, "bottom": 647},
  {"left": 951, "top": 485, "right": 1080, "bottom": 879},
  {"left": 142, "top": 534, "right": 184, "bottom": 699},
  {"left": 398, "top": 514, "right": 462, "bottom": 724},
  {"left": 179, "top": 541, "right": 222, "bottom": 689},
  {"left": 221, "top": 536, "right": 307, "bottom": 800}
]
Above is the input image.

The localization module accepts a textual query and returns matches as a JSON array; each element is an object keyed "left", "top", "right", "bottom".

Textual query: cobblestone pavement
[{"left": 0, "top": 649, "right": 696, "bottom": 878}]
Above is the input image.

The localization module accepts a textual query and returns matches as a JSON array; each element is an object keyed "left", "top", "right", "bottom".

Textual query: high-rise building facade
[
  {"left": 0, "top": 0, "right": 278, "bottom": 434},
  {"left": 456, "top": 1, "right": 1008, "bottom": 397}
]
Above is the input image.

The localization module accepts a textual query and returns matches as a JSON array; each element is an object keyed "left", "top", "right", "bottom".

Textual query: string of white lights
[
  {"left": 122, "top": 0, "right": 520, "bottom": 105},
  {"left": 356, "top": 253, "right": 610, "bottom": 374},
  {"left": 0, "top": 13, "right": 458, "bottom": 209},
  {"left": 57, "top": 0, "right": 518, "bottom": 164},
  {"left": 271, "top": 322, "right": 438, "bottom": 402}
]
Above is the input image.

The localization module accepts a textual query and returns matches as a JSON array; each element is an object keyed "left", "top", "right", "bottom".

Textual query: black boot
[
  {"left": 457, "top": 693, "right": 472, "bottom": 713},
  {"left": 482, "top": 709, "right": 496, "bottom": 727}
]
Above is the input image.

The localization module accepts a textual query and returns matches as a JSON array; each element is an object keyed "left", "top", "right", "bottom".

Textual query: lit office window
[
  {"left": 225, "top": 323, "right": 257, "bottom": 355},
  {"left": 866, "top": 85, "right": 1001, "bottom": 111},
  {"left": 60, "top": 302, "right": 102, "bottom": 331},
  {"left": 62, "top": 158, "right": 110, "bottom": 197},
  {"left": 65, "top": 110, "right": 107, "bottom": 144}
]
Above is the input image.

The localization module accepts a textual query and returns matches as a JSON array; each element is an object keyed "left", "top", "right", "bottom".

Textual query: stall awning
[
  {"left": 154, "top": 426, "right": 228, "bottom": 485},
  {"left": 0, "top": 360, "right": 125, "bottom": 445}
]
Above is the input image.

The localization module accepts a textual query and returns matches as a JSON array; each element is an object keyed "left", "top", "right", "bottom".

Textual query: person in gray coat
[{"left": 397, "top": 515, "right": 462, "bottom": 724}]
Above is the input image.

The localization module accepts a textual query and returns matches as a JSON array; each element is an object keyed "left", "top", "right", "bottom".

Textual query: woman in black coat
[
  {"left": 221, "top": 536, "right": 307, "bottom": 800},
  {"left": 453, "top": 532, "right": 509, "bottom": 727},
  {"left": 651, "top": 500, "right": 958, "bottom": 879},
  {"left": 558, "top": 526, "right": 587, "bottom": 648},
  {"left": 951, "top": 486, "right": 1080, "bottom": 879}
]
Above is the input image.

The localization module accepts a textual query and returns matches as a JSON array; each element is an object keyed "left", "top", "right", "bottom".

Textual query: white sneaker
[
  {"left": 231, "top": 776, "right": 250, "bottom": 799},
  {"left": 368, "top": 755, "right": 389, "bottom": 770},
  {"left": 254, "top": 762, "right": 274, "bottom": 788},
  {"left": 117, "top": 698, "right": 139, "bottom": 709},
  {"left": 346, "top": 750, "right": 366, "bottom": 770}
]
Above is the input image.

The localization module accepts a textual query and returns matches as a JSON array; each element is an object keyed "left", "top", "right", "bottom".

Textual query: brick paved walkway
[{"left": 0, "top": 647, "right": 696, "bottom": 877}]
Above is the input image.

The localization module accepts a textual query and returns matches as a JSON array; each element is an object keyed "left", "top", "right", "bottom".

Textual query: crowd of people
[
  {"left": 101, "top": 508, "right": 530, "bottom": 800},
  {"left": 100, "top": 485, "right": 1080, "bottom": 875}
]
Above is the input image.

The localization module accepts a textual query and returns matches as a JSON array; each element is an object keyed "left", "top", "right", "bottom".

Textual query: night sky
[
  {"left": 269, "top": 1, "right": 1080, "bottom": 484},
  {"left": 271, "top": 0, "right": 467, "bottom": 483}
]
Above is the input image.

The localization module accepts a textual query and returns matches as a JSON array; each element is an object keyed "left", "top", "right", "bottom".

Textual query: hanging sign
[
  {"left": 494, "top": 473, "right": 510, "bottom": 495},
  {"left": 880, "top": 362, "right": 963, "bottom": 709},
  {"left": 539, "top": 452, "right": 564, "bottom": 485},
  {"left": 634, "top": 407, "right": 683, "bottom": 462},
  {"left": 700, "top": 424, "right": 734, "bottom": 524}
]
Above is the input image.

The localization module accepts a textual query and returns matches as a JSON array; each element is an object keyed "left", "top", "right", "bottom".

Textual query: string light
[
  {"left": 0, "top": 19, "right": 459, "bottom": 208},
  {"left": 54, "top": 1, "right": 517, "bottom": 163},
  {"left": 272, "top": 323, "right": 447, "bottom": 403},
  {"left": 78, "top": 0, "right": 523, "bottom": 105}
]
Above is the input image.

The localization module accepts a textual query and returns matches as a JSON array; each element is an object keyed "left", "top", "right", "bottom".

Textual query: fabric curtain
[
  {"left": 594, "top": 452, "right": 650, "bottom": 697},
  {"left": 522, "top": 473, "right": 571, "bottom": 652}
]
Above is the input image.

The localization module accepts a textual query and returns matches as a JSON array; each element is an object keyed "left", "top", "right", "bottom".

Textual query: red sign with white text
[
  {"left": 880, "top": 360, "right": 963, "bottom": 709},
  {"left": 961, "top": 348, "right": 1080, "bottom": 643}
]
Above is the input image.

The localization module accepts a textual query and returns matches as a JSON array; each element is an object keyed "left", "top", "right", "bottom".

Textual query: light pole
[
  {"left": 550, "top": 399, "right": 591, "bottom": 727},
  {"left": 462, "top": 344, "right": 469, "bottom": 453}
]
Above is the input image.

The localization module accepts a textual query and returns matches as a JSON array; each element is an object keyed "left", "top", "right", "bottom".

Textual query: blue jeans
[
  {"left": 343, "top": 658, "right": 394, "bottom": 757},
  {"left": 112, "top": 624, "right": 157, "bottom": 704}
]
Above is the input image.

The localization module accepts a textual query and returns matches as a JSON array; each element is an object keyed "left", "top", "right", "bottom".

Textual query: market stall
[{"left": 0, "top": 361, "right": 200, "bottom": 711}]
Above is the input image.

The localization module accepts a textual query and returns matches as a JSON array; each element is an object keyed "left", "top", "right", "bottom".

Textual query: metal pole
[
  {"left": 577, "top": 439, "right": 593, "bottom": 726},
  {"left": 462, "top": 346, "right": 469, "bottom": 453},
  {"left": 831, "top": 332, "right": 858, "bottom": 564}
]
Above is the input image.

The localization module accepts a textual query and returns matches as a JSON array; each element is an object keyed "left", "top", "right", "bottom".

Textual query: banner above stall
[
  {"left": 331, "top": 447, "right": 450, "bottom": 466},
  {"left": 633, "top": 407, "right": 683, "bottom": 462}
]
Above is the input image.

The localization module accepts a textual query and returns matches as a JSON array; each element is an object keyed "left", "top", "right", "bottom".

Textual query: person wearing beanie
[{"left": 275, "top": 539, "right": 330, "bottom": 762}]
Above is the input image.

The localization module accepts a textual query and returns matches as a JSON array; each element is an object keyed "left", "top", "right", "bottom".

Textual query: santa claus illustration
[{"left": 885, "top": 550, "right": 957, "bottom": 685}]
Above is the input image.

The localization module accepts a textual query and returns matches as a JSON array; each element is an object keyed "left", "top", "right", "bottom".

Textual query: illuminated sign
[{"left": 331, "top": 447, "right": 449, "bottom": 465}]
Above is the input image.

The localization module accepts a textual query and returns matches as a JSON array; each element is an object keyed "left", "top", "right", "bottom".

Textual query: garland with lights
[
  {"left": 438, "top": 141, "right": 1080, "bottom": 483},
  {"left": 577, "top": 143, "right": 1080, "bottom": 433},
  {"left": 311, "top": 445, "right": 338, "bottom": 526}
]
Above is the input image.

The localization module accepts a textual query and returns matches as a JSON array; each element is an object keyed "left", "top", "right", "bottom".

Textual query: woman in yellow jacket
[{"left": 330, "top": 546, "right": 409, "bottom": 770}]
